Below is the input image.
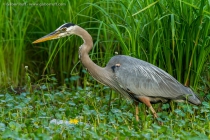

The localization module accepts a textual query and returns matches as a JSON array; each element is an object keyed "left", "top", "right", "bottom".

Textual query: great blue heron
[{"left": 33, "top": 23, "right": 201, "bottom": 121}]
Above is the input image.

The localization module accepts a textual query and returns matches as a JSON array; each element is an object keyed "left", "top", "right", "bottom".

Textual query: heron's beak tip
[
  {"left": 32, "top": 38, "right": 47, "bottom": 44},
  {"left": 32, "top": 40, "right": 39, "bottom": 44}
]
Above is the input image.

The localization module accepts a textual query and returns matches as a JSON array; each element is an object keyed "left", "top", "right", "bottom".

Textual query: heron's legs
[
  {"left": 134, "top": 101, "right": 139, "bottom": 121},
  {"left": 138, "top": 97, "right": 158, "bottom": 118},
  {"left": 148, "top": 106, "right": 158, "bottom": 118}
]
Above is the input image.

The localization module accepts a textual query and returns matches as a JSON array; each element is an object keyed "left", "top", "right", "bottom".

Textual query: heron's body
[
  {"left": 105, "top": 55, "right": 200, "bottom": 104},
  {"left": 33, "top": 23, "right": 201, "bottom": 121}
]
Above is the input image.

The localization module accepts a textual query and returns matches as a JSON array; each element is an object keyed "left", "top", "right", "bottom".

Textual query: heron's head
[{"left": 33, "top": 23, "right": 75, "bottom": 44}]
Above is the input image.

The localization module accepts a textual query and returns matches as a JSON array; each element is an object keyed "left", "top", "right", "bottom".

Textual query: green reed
[{"left": 0, "top": 0, "right": 209, "bottom": 92}]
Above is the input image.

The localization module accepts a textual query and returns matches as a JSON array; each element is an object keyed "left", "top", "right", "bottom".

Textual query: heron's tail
[{"left": 186, "top": 88, "right": 201, "bottom": 105}]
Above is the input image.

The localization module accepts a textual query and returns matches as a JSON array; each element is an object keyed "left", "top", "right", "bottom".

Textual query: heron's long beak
[{"left": 32, "top": 31, "right": 59, "bottom": 44}]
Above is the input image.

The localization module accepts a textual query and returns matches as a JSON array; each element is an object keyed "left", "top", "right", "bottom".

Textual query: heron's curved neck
[
  {"left": 74, "top": 26, "right": 93, "bottom": 55},
  {"left": 74, "top": 26, "right": 104, "bottom": 81}
]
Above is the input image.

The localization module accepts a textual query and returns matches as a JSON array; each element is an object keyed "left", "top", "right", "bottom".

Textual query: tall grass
[
  {"left": 0, "top": 2, "right": 33, "bottom": 87},
  {"left": 0, "top": 0, "right": 209, "bottom": 92}
]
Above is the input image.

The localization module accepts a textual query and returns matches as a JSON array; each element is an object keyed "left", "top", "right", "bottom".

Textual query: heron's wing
[{"left": 106, "top": 55, "right": 187, "bottom": 99}]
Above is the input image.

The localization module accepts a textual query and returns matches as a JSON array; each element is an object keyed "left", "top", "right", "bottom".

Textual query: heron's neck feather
[{"left": 74, "top": 26, "right": 107, "bottom": 84}]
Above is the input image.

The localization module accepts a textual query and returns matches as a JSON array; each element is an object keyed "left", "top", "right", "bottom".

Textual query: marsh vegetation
[{"left": 0, "top": 0, "right": 210, "bottom": 139}]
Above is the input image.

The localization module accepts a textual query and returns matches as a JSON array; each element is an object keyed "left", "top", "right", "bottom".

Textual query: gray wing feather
[{"left": 106, "top": 55, "right": 195, "bottom": 99}]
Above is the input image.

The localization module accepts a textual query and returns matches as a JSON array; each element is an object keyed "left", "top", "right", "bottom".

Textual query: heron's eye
[{"left": 59, "top": 27, "right": 67, "bottom": 33}]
